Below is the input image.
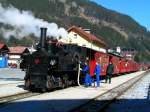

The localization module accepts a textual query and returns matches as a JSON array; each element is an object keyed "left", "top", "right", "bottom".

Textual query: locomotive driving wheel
[
  {"left": 47, "top": 80, "right": 53, "bottom": 91},
  {"left": 25, "top": 79, "right": 31, "bottom": 89},
  {"left": 62, "top": 74, "right": 69, "bottom": 88},
  {"left": 24, "top": 67, "right": 31, "bottom": 90},
  {"left": 46, "top": 76, "right": 54, "bottom": 90},
  {"left": 24, "top": 66, "right": 31, "bottom": 90}
]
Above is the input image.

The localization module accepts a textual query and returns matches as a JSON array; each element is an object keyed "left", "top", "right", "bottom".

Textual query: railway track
[
  {"left": 71, "top": 71, "right": 149, "bottom": 112},
  {"left": 0, "top": 91, "right": 41, "bottom": 106}
]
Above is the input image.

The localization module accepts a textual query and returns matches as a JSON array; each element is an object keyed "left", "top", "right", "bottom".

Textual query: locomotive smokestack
[{"left": 40, "top": 27, "right": 47, "bottom": 49}]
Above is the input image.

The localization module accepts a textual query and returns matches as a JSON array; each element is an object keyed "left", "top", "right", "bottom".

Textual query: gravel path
[{"left": 105, "top": 72, "right": 150, "bottom": 112}]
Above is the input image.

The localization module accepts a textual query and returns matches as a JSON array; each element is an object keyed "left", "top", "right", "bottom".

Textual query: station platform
[{"left": 2, "top": 71, "right": 146, "bottom": 112}]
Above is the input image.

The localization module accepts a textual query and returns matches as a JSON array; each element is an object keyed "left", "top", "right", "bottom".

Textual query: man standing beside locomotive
[
  {"left": 105, "top": 61, "right": 114, "bottom": 84},
  {"left": 83, "top": 59, "right": 92, "bottom": 87},
  {"left": 94, "top": 58, "right": 101, "bottom": 87}
]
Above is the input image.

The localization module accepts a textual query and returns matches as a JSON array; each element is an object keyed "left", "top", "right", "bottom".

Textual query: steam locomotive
[
  {"left": 20, "top": 27, "right": 94, "bottom": 92},
  {"left": 20, "top": 27, "right": 141, "bottom": 92}
]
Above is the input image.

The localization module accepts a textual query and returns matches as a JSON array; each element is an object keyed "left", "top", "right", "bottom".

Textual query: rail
[
  {"left": 0, "top": 91, "right": 41, "bottom": 106},
  {"left": 70, "top": 70, "right": 149, "bottom": 112}
]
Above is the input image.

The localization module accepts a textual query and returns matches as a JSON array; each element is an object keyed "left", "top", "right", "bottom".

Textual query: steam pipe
[{"left": 40, "top": 27, "right": 47, "bottom": 49}]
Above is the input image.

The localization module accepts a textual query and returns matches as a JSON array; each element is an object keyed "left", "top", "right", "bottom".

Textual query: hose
[{"left": 77, "top": 63, "right": 81, "bottom": 86}]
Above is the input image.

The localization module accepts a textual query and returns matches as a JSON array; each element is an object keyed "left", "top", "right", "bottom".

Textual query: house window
[
  {"left": 69, "top": 38, "right": 72, "bottom": 43},
  {"left": 82, "top": 44, "right": 86, "bottom": 47},
  {"left": 74, "top": 34, "right": 77, "bottom": 39}
]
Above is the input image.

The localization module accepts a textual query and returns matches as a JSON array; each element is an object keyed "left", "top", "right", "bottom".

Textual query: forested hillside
[{"left": 0, "top": 0, "right": 150, "bottom": 62}]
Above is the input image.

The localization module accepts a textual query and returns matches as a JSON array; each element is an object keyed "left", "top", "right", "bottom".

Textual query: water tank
[{"left": 0, "top": 56, "right": 8, "bottom": 68}]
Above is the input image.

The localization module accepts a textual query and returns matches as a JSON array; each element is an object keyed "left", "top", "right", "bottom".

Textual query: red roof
[
  {"left": 0, "top": 43, "right": 9, "bottom": 52},
  {"left": 0, "top": 43, "right": 6, "bottom": 49},
  {"left": 9, "top": 46, "right": 29, "bottom": 54},
  {"left": 68, "top": 26, "right": 107, "bottom": 48}
]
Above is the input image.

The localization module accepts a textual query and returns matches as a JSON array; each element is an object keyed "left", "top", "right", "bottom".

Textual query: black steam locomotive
[{"left": 20, "top": 28, "right": 94, "bottom": 92}]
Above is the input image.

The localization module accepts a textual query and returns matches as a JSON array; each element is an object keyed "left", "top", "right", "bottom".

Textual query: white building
[
  {"left": 67, "top": 26, "right": 107, "bottom": 53},
  {"left": 8, "top": 46, "right": 30, "bottom": 67}
]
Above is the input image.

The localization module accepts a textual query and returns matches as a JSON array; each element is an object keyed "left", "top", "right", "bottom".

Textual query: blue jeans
[
  {"left": 96, "top": 74, "right": 100, "bottom": 87},
  {"left": 85, "top": 74, "right": 92, "bottom": 86}
]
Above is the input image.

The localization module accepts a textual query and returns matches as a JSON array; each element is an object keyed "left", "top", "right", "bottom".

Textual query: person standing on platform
[
  {"left": 94, "top": 59, "right": 101, "bottom": 87},
  {"left": 106, "top": 61, "right": 114, "bottom": 84},
  {"left": 83, "top": 60, "right": 91, "bottom": 87}
]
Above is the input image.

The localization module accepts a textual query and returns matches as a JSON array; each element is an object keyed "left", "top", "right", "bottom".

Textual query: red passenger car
[{"left": 93, "top": 50, "right": 141, "bottom": 77}]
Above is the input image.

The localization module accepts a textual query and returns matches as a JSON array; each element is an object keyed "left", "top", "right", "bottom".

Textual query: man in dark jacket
[{"left": 106, "top": 61, "right": 114, "bottom": 84}]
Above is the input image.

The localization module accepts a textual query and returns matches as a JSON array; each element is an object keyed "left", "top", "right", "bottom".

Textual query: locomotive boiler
[{"left": 20, "top": 27, "right": 92, "bottom": 92}]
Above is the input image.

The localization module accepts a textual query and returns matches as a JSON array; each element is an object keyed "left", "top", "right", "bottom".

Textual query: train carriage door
[
  {"left": 119, "top": 58, "right": 123, "bottom": 73},
  {"left": 86, "top": 48, "right": 96, "bottom": 77},
  {"left": 112, "top": 56, "right": 120, "bottom": 75},
  {"left": 114, "top": 57, "right": 120, "bottom": 74},
  {"left": 95, "top": 52, "right": 109, "bottom": 76}
]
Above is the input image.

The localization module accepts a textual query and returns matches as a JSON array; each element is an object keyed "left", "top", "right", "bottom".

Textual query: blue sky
[{"left": 90, "top": 0, "right": 150, "bottom": 31}]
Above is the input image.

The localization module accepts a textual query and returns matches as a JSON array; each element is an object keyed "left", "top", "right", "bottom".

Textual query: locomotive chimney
[{"left": 40, "top": 27, "right": 47, "bottom": 49}]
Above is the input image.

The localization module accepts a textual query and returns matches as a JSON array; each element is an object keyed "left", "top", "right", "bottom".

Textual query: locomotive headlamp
[{"left": 50, "top": 59, "right": 56, "bottom": 65}]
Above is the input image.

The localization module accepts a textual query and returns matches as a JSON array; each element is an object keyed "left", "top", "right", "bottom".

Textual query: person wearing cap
[{"left": 105, "top": 61, "right": 114, "bottom": 84}]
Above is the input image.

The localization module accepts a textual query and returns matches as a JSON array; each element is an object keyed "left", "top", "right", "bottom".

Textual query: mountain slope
[{"left": 0, "top": 0, "right": 150, "bottom": 62}]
